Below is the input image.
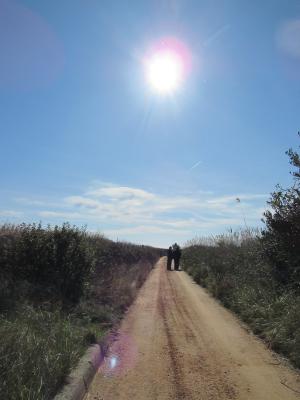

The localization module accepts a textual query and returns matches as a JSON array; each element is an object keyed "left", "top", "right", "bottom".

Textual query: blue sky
[{"left": 0, "top": 0, "right": 300, "bottom": 247}]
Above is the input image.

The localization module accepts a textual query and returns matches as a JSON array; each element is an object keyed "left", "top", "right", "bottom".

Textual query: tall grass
[
  {"left": 0, "top": 306, "right": 103, "bottom": 400},
  {"left": 0, "top": 223, "right": 162, "bottom": 400},
  {"left": 182, "top": 229, "right": 300, "bottom": 368}
]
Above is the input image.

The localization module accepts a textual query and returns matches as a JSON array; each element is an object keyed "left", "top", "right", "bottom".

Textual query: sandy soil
[{"left": 85, "top": 257, "right": 300, "bottom": 400}]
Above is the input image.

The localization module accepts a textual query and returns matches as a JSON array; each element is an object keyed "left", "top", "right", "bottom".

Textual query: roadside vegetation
[
  {"left": 0, "top": 224, "right": 162, "bottom": 400},
  {"left": 182, "top": 134, "right": 300, "bottom": 368}
]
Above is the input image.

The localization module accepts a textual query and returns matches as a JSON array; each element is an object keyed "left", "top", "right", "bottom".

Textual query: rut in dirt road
[{"left": 85, "top": 257, "right": 300, "bottom": 400}]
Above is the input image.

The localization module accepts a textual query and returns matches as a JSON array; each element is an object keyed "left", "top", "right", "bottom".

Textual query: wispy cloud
[
  {"left": 87, "top": 185, "right": 155, "bottom": 200},
  {"left": 37, "top": 211, "right": 83, "bottom": 219},
  {"left": 0, "top": 210, "right": 23, "bottom": 217},
  {"left": 1, "top": 182, "right": 268, "bottom": 245},
  {"left": 104, "top": 225, "right": 189, "bottom": 236}
]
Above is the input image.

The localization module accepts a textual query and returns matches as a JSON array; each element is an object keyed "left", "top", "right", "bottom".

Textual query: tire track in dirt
[
  {"left": 157, "top": 268, "right": 190, "bottom": 400},
  {"left": 163, "top": 267, "right": 238, "bottom": 400}
]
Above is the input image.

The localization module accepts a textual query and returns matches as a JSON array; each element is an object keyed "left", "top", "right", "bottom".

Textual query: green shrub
[
  {"left": 0, "top": 223, "right": 95, "bottom": 308},
  {"left": 261, "top": 134, "right": 300, "bottom": 288}
]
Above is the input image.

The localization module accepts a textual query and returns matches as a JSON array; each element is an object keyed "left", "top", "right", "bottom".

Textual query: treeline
[
  {"left": 0, "top": 223, "right": 162, "bottom": 400},
  {"left": 182, "top": 135, "right": 300, "bottom": 368}
]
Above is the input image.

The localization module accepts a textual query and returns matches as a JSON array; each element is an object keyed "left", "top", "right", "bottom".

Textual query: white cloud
[
  {"left": 37, "top": 211, "right": 83, "bottom": 219},
  {"left": 86, "top": 185, "right": 155, "bottom": 200},
  {"left": 104, "top": 225, "right": 189, "bottom": 236},
  {"left": 0, "top": 210, "right": 23, "bottom": 217},
  {"left": 4, "top": 182, "right": 268, "bottom": 245}
]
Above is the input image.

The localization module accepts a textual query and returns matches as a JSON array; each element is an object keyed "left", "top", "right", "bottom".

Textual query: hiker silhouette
[
  {"left": 167, "top": 243, "right": 181, "bottom": 271},
  {"left": 172, "top": 243, "right": 181, "bottom": 270}
]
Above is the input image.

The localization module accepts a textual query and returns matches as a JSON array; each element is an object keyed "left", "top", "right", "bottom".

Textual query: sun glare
[
  {"left": 147, "top": 51, "right": 183, "bottom": 93},
  {"left": 144, "top": 38, "right": 191, "bottom": 95}
]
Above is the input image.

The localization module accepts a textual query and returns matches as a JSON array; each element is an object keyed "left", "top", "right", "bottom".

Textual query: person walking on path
[
  {"left": 172, "top": 243, "right": 182, "bottom": 271},
  {"left": 167, "top": 246, "right": 173, "bottom": 270}
]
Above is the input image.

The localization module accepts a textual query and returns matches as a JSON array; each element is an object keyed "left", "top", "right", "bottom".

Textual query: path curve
[{"left": 86, "top": 257, "right": 300, "bottom": 400}]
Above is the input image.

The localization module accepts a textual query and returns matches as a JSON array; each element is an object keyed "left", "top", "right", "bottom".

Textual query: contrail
[
  {"left": 189, "top": 160, "right": 202, "bottom": 171},
  {"left": 203, "top": 24, "right": 231, "bottom": 47}
]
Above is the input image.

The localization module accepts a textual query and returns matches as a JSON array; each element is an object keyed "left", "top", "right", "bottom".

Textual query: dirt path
[{"left": 86, "top": 257, "right": 300, "bottom": 400}]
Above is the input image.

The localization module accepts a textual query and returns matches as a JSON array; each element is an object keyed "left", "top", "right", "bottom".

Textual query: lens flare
[
  {"left": 100, "top": 333, "right": 138, "bottom": 377},
  {"left": 109, "top": 355, "right": 118, "bottom": 369},
  {"left": 144, "top": 37, "right": 191, "bottom": 95},
  {"left": 147, "top": 51, "right": 183, "bottom": 93}
]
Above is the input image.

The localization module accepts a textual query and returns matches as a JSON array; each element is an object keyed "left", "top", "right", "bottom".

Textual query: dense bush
[
  {"left": 88, "top": 236, "right": 162, "bottom": 313},
  {"left": 262, "top": 135, "right": 300, "bottom": 288},
  {"left": 183, "top": 230, "right": 272, "bottom": 305},
  {"left": 0, "top": 223, "right": 94, "bottom": 308},
  {"left": 0, "top": 223, "right": 162, "bottom": 311}
]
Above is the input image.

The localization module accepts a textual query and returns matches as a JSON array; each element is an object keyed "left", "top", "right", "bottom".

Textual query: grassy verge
[
  {"left": 0, "top": 223, "right": 162, "bottom": 400},
  {"left": 182, "top": 230, "right": 300, "bottom": 368},
  {"left": 0, "top": 306, "right": 105, "bottom": 400}
]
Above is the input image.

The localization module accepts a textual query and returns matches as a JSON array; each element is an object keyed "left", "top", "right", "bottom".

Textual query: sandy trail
[{"left": 86, "top": 257, "right": 300, "bottom": 400}]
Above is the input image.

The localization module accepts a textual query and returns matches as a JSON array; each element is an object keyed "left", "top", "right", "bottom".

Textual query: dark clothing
[
  {"left": 167, "top": 247, "right": 173, "bottom": 270},
  {"left": 174, "top": 257, "right": 180, "bottom": 270},
  {"left": 172, "top": 245, "right": 181, "bottom": 270}
]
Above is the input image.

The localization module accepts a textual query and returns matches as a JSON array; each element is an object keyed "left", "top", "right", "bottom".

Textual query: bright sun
[
  {"left": 146, "top": 51, "right": 183, "bottom": 94},
  {"left": 144, "top": 38, "right": 190, "bottom": 95}
]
